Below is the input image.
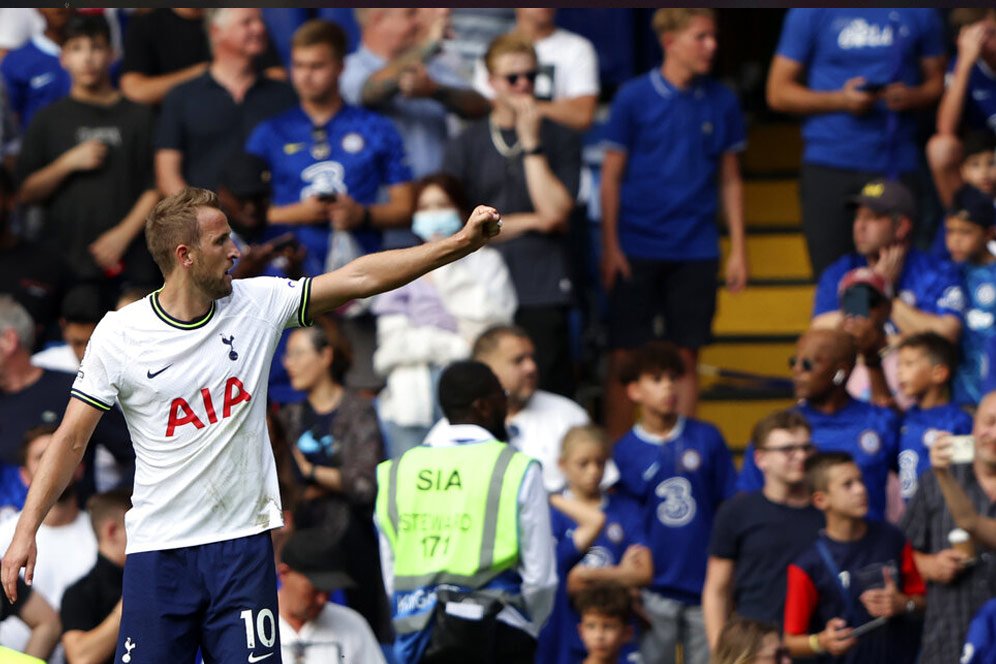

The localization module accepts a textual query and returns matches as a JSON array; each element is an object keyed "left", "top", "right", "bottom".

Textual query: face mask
[{"left": 412, "top": 208, "right": 463, "bottom": 241}]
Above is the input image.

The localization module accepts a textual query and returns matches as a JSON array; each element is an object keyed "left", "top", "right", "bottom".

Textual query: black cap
[
  {"left": 217, "top": 152, "right": 271, "bottom": 199},
  {"left": 280, "top": 529, "right": 355, "bottom": 592},
  {"left": 962, "top": 130, "right": 996, "bottom": 160},
  {"left": 949, "top": 184, "right": 996, "bottom": 228},
  {"left": 849, "top": 179, "right": 916, "bottom": 220}
]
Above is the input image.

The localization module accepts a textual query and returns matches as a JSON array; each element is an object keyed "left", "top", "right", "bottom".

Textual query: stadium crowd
[{"left": 2, "top": 6, "right": 996, "bottom": 664}]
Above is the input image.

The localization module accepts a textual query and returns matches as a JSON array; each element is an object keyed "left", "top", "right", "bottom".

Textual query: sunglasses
[
  {"left": 503, "top": 70, "right": 539, "bottom": 85},
  {"left": 788, "top": 356, "right": 813, "bottom": 371},
  {"left": 762, "top": 442, "right": 816, "bottom": 456}
]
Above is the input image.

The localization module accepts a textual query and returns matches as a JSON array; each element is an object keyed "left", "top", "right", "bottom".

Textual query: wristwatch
[{"left": 523, "top": 145, "right": 544, "bottom": 157}]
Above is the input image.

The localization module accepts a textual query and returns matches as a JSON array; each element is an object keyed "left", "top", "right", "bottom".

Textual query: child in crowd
[
  {"left": 539, "top": 425, "right": 650, "bottom": 664},
  {"left": 612, "top": 340, "right": 737, "bottom": 664},
  {"left": 896, "top": 333, "right": 973, "bottom": 502},
  {"left": 944, "top": 184, "right": 996, "bottom": 405},
  {"left": 784, "top": 453, "right": 925, "bottom": 663},
  {"left": 932, "top": 130, "right": 996, "bottom": 259},
  {"left": 574, "top": 582, "right": 639, "bottom": 664},
  {"left": 712, "top": 616, "right": 789, "bottom": 664}
]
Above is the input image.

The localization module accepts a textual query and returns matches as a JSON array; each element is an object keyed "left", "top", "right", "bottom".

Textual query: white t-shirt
[
  {"left": 0, "top": 510, "right": 96, "bottom": 662},
  {"left": 72, "top": 277, "right": 312, "bottom": 553},
  {"left": 0, "top": 9, "right": 43, "bottom": 51},
  {"left": 473, "top": 28, "right": 600, "bottom": 101},
  {"left": 279, "top": 603, "right": 386, "bottom": 664}
]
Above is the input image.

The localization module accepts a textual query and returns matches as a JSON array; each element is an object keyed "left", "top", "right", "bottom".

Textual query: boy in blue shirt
[
  {"left": 612, "top": 340, "right": 737, "bottom": 664},
  {"left": 930, "top": 131, "right": 996, "bottom": 260},
  {"left": 599, "top": 7, "right": 747, "bottom": 433},
  {"left": 945, "top": 185, "right": 996, "bottom": 405},
  {"left": 539, "top": 425, "right": 650, "bottom": 664},
  {"left": 896, "top": 332, "right": 973, "bottom": 501}
]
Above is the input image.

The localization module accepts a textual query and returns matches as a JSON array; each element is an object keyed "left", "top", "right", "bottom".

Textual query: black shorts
[{"left": 607, "top": 257, "right": 718, "bottom": 350}]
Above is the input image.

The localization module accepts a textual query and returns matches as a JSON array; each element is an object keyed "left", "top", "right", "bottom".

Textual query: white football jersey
[{"left": 72, "top": 277, "right": 313, "bottom": 553}]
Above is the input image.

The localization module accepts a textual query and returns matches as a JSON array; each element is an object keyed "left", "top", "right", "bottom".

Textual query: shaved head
[{"left": 801, "top": 328, "right": 856, "bottom": 369}]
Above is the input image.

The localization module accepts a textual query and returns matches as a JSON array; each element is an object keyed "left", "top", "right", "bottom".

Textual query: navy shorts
[
  {"left": 115, "top": 532, "right": 281, "bottom": 664},
  {"left": 607, "top": 257, "right": 718, "bottom": 350}
]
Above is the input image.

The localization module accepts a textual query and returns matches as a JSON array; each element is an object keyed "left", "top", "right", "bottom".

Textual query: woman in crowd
[
  {"left": 372, "top": 172, "right": 517, "bottom": 456},
  {"left": 712, "top": 616, "right": 790, "bottom": 664}
]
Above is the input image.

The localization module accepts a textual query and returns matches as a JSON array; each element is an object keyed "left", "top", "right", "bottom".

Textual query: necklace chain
[{"left": 489, "top": 118, "right": 522, "bottom": 158}]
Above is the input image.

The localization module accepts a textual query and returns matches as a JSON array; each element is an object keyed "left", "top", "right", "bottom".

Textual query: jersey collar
[{"left": 150, "top": 290, "right": 215, "bottom": 330}]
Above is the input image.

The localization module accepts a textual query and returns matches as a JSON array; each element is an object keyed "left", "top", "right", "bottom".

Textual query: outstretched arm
[
  {"left": 308, "top": 205, "right": 501, "bottom": 317},
  {"left": 1, "top": 399, "right": 102, "bottom": 603}
]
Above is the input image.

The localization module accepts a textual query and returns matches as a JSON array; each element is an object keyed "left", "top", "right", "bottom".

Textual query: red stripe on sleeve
[
  {"left": 784, "top": 563, "right": 819, "bottom": 635},
  {"left": 900, "top": 541, "right": 926, "bottom": 596}
]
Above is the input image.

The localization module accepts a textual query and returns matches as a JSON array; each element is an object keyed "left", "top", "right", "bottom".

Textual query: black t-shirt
[
  {"left": 709, "top": 490, "right": 824, "bottom": 625},
  {"left": 60, "top": 554, "right": 122, "bottom": 664},
  {"left": 121, "top": 8, "right": 282, "bottom": 78},
  {"left": 0, "top": 240, "right": 68, "bottom": 347},
  {"left": 442, "top": 118, "right": 581, "bottom": 308},
  {"left": 15, "top": 97, "right": 157, "bottom": 283},
  {"left": 292, "top": 400, "right": 341, "bottom": 470},
  {"left": 155, "top": 72, "right": 296, "bottom": 191}
]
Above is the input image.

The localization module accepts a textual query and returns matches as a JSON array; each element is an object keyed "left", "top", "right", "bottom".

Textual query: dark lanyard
[{"left": 815, "top": 536, "right": 856, "bottom": 622}]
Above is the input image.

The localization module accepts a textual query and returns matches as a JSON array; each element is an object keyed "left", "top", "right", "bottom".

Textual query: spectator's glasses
[
  {"left": 788, "top": 356, "right": 813, "bottom": 371},
  {"left": 762, "top": 442, "right": 815, "bottom": 456},
  {"left": 503, "top": 70, "right": 539, "bottom": 85},
  {"left": 311, "top": 126, "right": 331, "bottom": 160}
]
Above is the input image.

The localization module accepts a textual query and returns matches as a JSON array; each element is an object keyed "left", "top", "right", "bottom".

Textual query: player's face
[
  {"left": 280, "top": 569, "right": 330, "bottom": 624},
  {"left": 283, "top": 329, "right": 333, "bottom": 392},
  {"left": 291, "top": 44, "right": 341, "bottom": 103},
  {"left": 483, "top": 335, "right": 538, "bottom": 408},
  {"left": 791, "top": 334, "right": 839, "bottom": 401},
  {"left": 852, "top": 206, "right": 899, "bottom": 257},
  {"left": 662, "top": 15, "right": 717, "bottom": 77},
  {"left": 895, "top": 346, "right": 935, "bottom": 399},
  {"left": 60, "top": 35, "right": 112, "bottom": 90},
  {"left": 215, "top": 8, "right": 267, "bottom": 58},
  {"left": 973, "top": 393, "right": 996, "bottom": 466},
  {"left": 560, "top": 439, "right": 607, "bottom": 499},
  {"left": 191, "top": 208, "right": 240, "bottom": 300},
  {"left": 489, "top": 53, "right": 538, "bottom": 106},
  {"left": 945, "top": 215, "right": 992, "bottom": 264},
  {"left": 961, "top": 151, "right": 996, "bottom": 195},
  {"left": 822, "top": 462, "right": 868, "bottom": 519},
  {"left": 757, "top": 427, "right": 813, "bottom": 486},
  {"left": 577, "top": 611, "right": 630, "bottom": 662},
  {"left": 628, "top": 371, "right": 680, "bottom": 419}
]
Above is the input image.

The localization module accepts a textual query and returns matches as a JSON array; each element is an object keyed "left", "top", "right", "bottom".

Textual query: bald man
[{"left": 737, "top": 329, "right": 901, "bottom": 521}]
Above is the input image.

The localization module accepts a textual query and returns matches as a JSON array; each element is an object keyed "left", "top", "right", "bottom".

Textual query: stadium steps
[{"left": 701, "top": 122, "right": 807, "bottom": 455}]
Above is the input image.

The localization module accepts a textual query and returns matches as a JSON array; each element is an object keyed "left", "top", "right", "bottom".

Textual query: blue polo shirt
[
  {"left": 738, "top": 399, "right": 900, "bottom": 521},
  {"left": 0, "top": 35, "right": 70, "bottom": 129},
  {"left": 246, "top": 104, "right": 412, "bottom": 277},
  {"left": 601, "top": 69, "right": 745, "bottom": 261},
  {"left": 776, "top": 8, "right": 945, "bottom": 174},
  {"left": 898, "top": 403, "right": 973, "bottom": 502},
  {"left": 613, "top": 419, "right": 737, "bottom": 603},
  {"left": 813, "top": 249, "right": 967, "bottom": 324},
  {"left": 955, "top": 261, "right": 996, "bottom": 406},
  {"left": 537, "top": 492, "right": 646, "bottom": 664},
  {"left": 949, "top": 58, "right": 996, "bottom": 132}
]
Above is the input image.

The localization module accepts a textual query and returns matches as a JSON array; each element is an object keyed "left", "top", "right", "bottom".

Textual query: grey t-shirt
[{"left": 443, "top": 117, "right": 580, "bottom": 308}]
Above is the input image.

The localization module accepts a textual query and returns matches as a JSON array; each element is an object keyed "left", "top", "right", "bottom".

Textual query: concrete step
[
  {"left": 745, "top": 179, "right": 801, "bottom": 228},
  {"left": 700, "top": 339, "right": 796, "bottom": 379},
  {"left": 720, "top": 233, "right": 811, "bottom": 281},
  {"left": 698, "top": 397, "right": 798, "bottom": 452},
  {"left": 714, "top": 284, "right": 814, "bottom": 336},
  {"left": 743, "top": 123, "right": 803, "bottom": 175}
]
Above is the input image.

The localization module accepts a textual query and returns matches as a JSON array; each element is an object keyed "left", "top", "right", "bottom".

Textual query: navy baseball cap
[
  {"left": 849, "top": 179, "right": 916, "bottom": 220},
  {"left": 280, "top": 529, "right": 355, "bottom": 593},
  {"left": 949, "top": 184, "right": 996, "bottom": 228}
]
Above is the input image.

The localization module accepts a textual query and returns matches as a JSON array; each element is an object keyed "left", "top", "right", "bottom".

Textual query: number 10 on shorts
[{"left": 240, "top": 608, "right": 277, "bottom": 649}]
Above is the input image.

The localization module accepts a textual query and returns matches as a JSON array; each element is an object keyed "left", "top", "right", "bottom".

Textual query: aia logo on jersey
[{"left": 165, "top": 377, "right": 252, "bottom": 436}]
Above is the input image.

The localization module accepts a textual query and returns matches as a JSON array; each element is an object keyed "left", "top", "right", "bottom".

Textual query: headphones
[{"left": 832, "top": 369, "right": 846, "bottom": 386}]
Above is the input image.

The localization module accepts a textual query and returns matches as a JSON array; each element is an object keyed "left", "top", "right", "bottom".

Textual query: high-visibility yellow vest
[{"left": 376, "top": 441, "right": 534, "bottom": 593}]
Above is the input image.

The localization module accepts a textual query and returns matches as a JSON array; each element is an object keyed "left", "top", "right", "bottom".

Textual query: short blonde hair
[
  {"left": 146, "top": 188, "right": 219, "bottom": 276},
  {"left": 652, "top": 8, "right": 715, "bottom": 36},
  {"left": 560, "top": 425, "right": 610, "bottom": 461},
  {"left": 291, "top": 18, "right": 347, "bottom": 61},
  {"left": 484, "top": 33, "right": 537, "bottom": 75}
]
